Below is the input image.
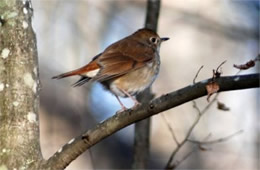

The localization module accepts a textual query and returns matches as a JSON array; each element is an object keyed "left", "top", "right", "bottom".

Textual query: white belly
[{"left": 109, "top": 59, "right": 160, "bottom": 97}]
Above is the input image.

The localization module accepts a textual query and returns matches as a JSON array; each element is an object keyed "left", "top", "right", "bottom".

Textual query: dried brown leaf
[
  {"left": 217, "top": 101, "right": 230, "bottom": 111},
  {"left": 206, "top": 82, "right": 220, "bottom": 102},
  {"left": 233, "top": 60, "right": 255, "bottom": 70}
]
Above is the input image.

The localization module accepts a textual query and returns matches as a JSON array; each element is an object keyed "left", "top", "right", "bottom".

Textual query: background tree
[{"left": 0, "top": 0, "right": 41, "bottom": 168}]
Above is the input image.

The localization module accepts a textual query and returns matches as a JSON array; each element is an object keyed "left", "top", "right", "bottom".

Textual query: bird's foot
[
  {"left": 116, "top": 106, "right": 128, "bottom": 114},
  {"left": 132, "top": 101, "right": 141, "bottom": 109}
]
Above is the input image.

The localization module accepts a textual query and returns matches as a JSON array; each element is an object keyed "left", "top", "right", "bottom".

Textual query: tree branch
[{"left": 43, "top": 73, "right": 259, "bottom": 169}]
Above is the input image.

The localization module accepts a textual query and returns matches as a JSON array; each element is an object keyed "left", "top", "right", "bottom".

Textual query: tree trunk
[
  {"left": 133, "top": 0, "right": 161, "bottom": 168},
  {"left": 0, "top": 0, "right": 42, "bottom": 169}
]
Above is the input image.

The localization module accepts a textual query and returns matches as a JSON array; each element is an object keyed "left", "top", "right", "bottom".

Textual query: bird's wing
[{"left": 94, "top": 39, "right": 155, "bottom": 82}]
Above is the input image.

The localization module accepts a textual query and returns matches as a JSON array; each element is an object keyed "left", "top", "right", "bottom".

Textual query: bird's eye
[{"left": 150, "top": 37, "right": 157, "bottom": 44}]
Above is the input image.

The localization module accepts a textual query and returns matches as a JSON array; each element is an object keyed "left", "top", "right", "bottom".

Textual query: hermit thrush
[{"left": 53, "top": 28, "right": 169, "bottom": 111}]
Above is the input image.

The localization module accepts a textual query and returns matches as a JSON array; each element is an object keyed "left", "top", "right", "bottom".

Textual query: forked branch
[{"left": 42, "top": 73, "right": 259, "bottom": 169}]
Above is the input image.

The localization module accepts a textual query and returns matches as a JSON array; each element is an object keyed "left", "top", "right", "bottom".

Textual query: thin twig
[
  {"left": 165, "top": 109, "right": 202, "bottom": 168},
  {"left": 193, "top": 65, "right": 204, "bottom": 84},
  {"left": 216, "top": 60, "right": 227, "bottom": 73},
  {"left": 165, "top": 60, "right": 256, "bottom": 170},
  {"left": 192, "top": 101, "right": 202, "bottom": 115},
  {"left": 188, "top": 130, "right": 243, "bottom": 145},
  {"left": 212, "top": 60, "right": 227, "bottom": 80},
  {"left": 161, "top": 113, "right": 180, "bottom": 146},
  {"left": 165, "top": 66, "right": 221, "bottom": 169},
  {"left": 201, "top": 93, "right": 219, "bottom": 114},
  {"left": 172, "top": 133, "right": 212, "bottom": 169},
  {"left": 167, "top": 97, "right": 240, "bottom": 170}
]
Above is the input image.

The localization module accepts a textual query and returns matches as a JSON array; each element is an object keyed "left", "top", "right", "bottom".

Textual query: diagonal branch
[{"left": 42, "top": 73, "right": 259, "bottom": 169}]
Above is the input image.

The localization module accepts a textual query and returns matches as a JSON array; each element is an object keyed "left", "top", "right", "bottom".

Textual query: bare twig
[
  {"left": 211, "top": 60, "right": 227, "bottom": 79},
  {"left": 165, "top": 64, "right": 226, "bottom": 169},
  {"left": 165, "top": 73, "right": 220, "bottom": 169},
  {"left": 216, "top": 60, "right": 227, "bottom": 74},
  {"left": 171, "top": 134, "right": 212, "bottom": 169},
  {"left": 188, "top": 130, "right": 243, "bottom": 145},
  {"left": 192, "top": 101, "right": 202, "bottom": 115},
  {"left": 193, "top": 65, "right": 204, "bottom": 84},
  {"left": 166, "top": 88, "right": 237, "bottom": 169},
  {"left": 165, "top": 111, "right": 201, "bottom": 169},
  {"left": 161, "top": 114, "right": 180, "bottom": 145},
  {"left": 201, "top": 93, "right": 219, "bottom": 113}
]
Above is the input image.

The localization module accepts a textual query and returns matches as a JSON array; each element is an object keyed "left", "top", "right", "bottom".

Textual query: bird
[{"left": 52, "top": 28, "right": 169, "bottom": 111}]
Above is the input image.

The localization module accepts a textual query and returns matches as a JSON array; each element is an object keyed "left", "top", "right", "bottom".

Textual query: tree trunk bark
[
  {"left": 133, "top": 0, "right": 161, "bottom": 169},
  {"left": 0, "top": 0, "right": 42, "bottom": 169}
]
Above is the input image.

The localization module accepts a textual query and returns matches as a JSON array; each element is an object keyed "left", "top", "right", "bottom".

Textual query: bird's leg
[
  {"left": 120, "top": 88, "right": 140, "bottom": 108},
  {"left": 115, "top": 95, "right": 127, "bottom": 112}
]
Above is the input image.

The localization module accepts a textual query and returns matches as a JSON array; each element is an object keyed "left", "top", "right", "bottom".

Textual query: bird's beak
[{"left": 160, "top": 37, "right": 170, "bottom": 42}]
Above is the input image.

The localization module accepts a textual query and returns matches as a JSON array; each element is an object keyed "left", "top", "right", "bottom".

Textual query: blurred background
[{"left": 32, "top": 0, "right": 259, "bottom": 169}]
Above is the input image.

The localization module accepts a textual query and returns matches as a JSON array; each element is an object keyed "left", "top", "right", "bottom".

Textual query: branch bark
[{"left": 43, "top": 73, "right": 259, "bottom": 169}]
